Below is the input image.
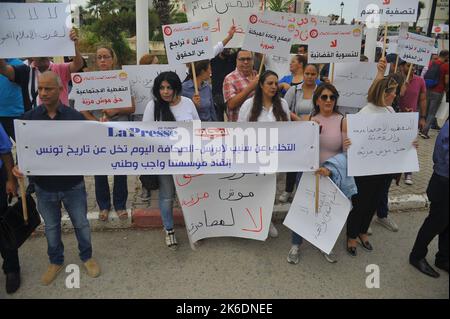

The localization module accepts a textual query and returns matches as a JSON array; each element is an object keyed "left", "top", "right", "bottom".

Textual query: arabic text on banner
[
  {"left": 14, "top": 121, "right": 320, "bottom": 176},
  {"left": 357, "top": 0, "right": 419, "bottom": 23},
  {"left": 0, "top": 3, "right": 75, "bottom": 58},
  {"left": 347, "top": 113, "right": 419, "bottom": 177},
  {"left": 175, "top": 173, "right": 276, "bottom": 243},
  {"left": 397, "top": 33, "right": 435, "bottom": 67}
]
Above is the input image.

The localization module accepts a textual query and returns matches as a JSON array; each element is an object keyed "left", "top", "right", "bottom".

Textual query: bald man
[{"left": 13, "top": 71, "right": 100, "bottom": 286}]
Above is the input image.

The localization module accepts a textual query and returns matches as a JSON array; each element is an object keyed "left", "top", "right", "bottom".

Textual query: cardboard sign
[
  {"left": 398, "top": 33, "right": 435, "bottom": 67},
  {"left": 358, "top": 0, "right": 419, "bottom": 23}
]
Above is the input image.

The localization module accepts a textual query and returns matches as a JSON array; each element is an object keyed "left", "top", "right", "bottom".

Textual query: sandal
[
  {"left": 116, "top": 210, "right": 128, "bottom": 220},
  {"left": 99, "top": 209, "right": 110, "bottom": 222}
]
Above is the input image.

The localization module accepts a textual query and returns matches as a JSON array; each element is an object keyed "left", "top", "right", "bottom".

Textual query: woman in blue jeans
[
  {"left": 81, "top": 46, "right": 135, "bottom": 221},
  {"left": 142, "top": 72, "right": 200, "bottom": 249}
]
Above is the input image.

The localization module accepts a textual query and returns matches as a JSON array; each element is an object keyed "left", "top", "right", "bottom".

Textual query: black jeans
[
  {"left": 410, "top": 173, "right": 449, "bottom": 263},
  {"left": 284, "top": 172, "right": 297, "bottom": 193},
  {"left": 0, "top": 166, "right": 20, "bottom": 274},
  {"left": 347, "top": 174, "right": 391, "bottom": 239}
]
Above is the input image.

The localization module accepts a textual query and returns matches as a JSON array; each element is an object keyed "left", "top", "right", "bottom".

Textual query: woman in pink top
[{"left": 287, "top": 83, "right": 351, "bottom": 265}]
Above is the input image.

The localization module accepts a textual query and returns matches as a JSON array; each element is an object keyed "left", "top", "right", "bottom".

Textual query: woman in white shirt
[
  {"left": 238, "top": 70, "right": 290, "bottom": 238},
  {"left": 143, "top": 71, "right": 199, "bottom": 250}
]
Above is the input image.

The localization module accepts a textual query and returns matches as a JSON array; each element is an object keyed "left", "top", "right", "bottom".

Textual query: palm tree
[
  {"left": 153, "top": 0, "right": 171, "bottom": 25},
  {"left": 266, "top": 0, "right": 295, "bottom": 12},
  {"left": 413, "top": 1, "right": 426, "bottom": 30}
]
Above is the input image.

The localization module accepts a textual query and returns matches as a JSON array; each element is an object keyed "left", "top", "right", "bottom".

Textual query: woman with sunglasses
[
  {"left": 143, "top": 71, "right": 200, "bottom": 250},
  {"left": 345, "top": 74, "right": 418, "bottom": 257},
  {"left": 279, "top": 64, "right": 320, "bottom": 204},
  {"left": 287, "top": 83, "right": 352, "bottom": 265},
  {"left": 81, "top": 46, "right": 136, "bottom": 222},
  {"left": 238, "top": 70, "right": 290, "bottom": 238}
]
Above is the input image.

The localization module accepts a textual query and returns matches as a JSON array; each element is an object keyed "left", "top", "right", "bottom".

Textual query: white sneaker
[
  {"left": 375, "top": 216, "right": 399, "bottom": 232},
  {"left": 404, "top": 175, "right": 413, "bottom": 185},
  {"left": 165, "top": 229, "right": 178, "bottom": 250},
  {"left": 269, "top": 222, "right": 279, "bottom": 238},
  {"left": 322, "top": 251, "right": 338, "bottom": 263},
  {"left": 287, "top": 245, "right": 300, "bottom": 264},
  {"left": 367, "top": 226, "right": 373, "bottom": 235},
  {"left": 278, "top": 191, "right": 292, "bottom": 203}
]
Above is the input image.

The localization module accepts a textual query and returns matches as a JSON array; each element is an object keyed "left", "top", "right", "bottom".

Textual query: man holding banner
[{"left": 13, "top": 72, "right": 100, "bottom": 286}]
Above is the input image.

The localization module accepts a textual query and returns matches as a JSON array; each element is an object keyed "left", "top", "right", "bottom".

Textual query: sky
[{"left": 63, "top": 0, "right": 361, "bottom": 24}]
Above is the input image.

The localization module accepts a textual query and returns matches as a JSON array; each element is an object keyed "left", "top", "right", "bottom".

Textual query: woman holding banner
[
  {"left": 237, "top": 70, "right": 290, "bottom": 238},
  {"left": 81, "top": 46, "right": 136, "bottom": 222},
  {"left": 181, "top": 60, "right": 217, "bottom": 122},
  {"left": 279, "top": 64, "right": 320, "bottom": 203},
  {"left": 346, "top": 74, "right": 418, "bottom": 257},
  {"left": 142, "top": 71, "right": 200, "bottom": 249},
  {"left": 287, "top": 83, "right": 354, "bottom": 265}
]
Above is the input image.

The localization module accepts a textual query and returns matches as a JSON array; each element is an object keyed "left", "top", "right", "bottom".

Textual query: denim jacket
[{"left": 323, "top": 153, "right": 358, "bottom": 199}]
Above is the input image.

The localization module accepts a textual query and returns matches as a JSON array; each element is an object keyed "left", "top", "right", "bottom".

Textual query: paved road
[{"left": 2, "top": 208, "right": 448, "bottom": 299}]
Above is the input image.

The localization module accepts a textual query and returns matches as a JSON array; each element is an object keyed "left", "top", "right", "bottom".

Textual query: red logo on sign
[
  {"left": 435, "top": 27, "right": 442, "bottom": 33},
  {"left": 163, "top": 26, "right": 173, "bottom": 36},
  {"left": 309, "top": 29, "right": 318, "bottom": 39},
  {"left": 330, "top": 40, "right": 337, "bottom": 48},
  {"left": 249, "top": 15, "right": 258, "bottom": 24},
  {"left": 382, "top": 0, "right": 390, "bottom": 5},
  {"left": 72, "top": 75, "right": 82, "bottom": 84}
]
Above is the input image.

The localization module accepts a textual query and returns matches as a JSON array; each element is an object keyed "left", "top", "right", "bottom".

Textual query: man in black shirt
[{"left": 13, "top": 71, "right": 100, "bottom": 286}]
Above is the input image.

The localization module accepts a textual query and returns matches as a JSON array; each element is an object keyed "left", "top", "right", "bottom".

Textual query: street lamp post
[{"left": 340, "top": 2, "right": 345, "bottom": 25}]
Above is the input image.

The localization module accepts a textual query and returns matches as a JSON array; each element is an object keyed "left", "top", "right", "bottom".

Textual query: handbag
[{"left": 0, "top": 195, "right": 41, "bottom": 250}]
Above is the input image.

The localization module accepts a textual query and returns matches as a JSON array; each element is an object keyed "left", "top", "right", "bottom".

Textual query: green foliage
[{"left": 266, "top": 0, "right": 295, "bottom": 12}]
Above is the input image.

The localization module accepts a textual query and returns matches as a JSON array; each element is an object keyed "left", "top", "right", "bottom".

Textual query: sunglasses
[{"left": 319, "top": 94, "right": 337, "bottom": 102}]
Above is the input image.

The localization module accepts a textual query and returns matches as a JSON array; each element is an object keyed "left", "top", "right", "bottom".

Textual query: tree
[
  {"left": 413, "top": 1, "right": 426, "bottom": 29},
  {"left": 153, "top": 0, "right": 171, "bottom": 25},
  {"left": 266, "top": 0, "right": 295, "bottom": 12}
]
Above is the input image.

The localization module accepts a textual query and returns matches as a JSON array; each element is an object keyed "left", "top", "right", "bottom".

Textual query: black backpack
[{"left": 424, "top": 62, "right": 441, "bottom": 88}]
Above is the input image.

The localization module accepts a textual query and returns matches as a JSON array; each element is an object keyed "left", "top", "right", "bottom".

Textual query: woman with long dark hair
[
  {"left": 238, "top": 70, "right": 290, "bottom": 237},
  {"left": 142, "top": 71, "right": 199, "bottom": 249}
]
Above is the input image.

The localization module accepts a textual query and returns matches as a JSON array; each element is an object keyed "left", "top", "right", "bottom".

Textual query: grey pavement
[{"left": 1, "top": 208, "right": 448, "bottom": 299}]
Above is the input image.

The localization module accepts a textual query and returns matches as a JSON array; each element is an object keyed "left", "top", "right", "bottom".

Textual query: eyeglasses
[
  {"left": 319, "top": 94, "right": 337, "bottom": 102},
  {"left": 96, "top": 55, "right": 112, "bottom": 60},
  {"left": 237, "top": 57, "right": 253, "bottom": 62}
]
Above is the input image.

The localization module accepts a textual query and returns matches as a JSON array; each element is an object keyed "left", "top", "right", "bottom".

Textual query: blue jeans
[
  {"left": 35, "top": 182, "right": 92, "bottom": 265},
  {"left": 158, "top": 175, "right": 175, "bottom": 231},
  {"left": 423, "top": 91, "right": 444, "bottom": 135},
  {"left": 94, "top": 175, "right": 128, "bottom": 211}
]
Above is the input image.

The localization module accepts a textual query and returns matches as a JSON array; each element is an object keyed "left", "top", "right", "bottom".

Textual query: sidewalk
[{"left": 56, "top": 129, "right": 439, "bottom": 232}]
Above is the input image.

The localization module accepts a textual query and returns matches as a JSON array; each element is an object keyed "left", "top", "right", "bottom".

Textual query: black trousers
[
  {"left": 0, "top": 166, "right": 20, "bottom": 274},
  {"left": 347, "top": 174, "right": 391, "bottom": 239},
  {"left": 410, "top": 173, "right": 449, "bottom": 263},
  {"left": 284, "top": 172, "right": 297, "bottom": 193}
]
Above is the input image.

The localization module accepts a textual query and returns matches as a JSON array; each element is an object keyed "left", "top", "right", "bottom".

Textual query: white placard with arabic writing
[
  {"left": 347, "top": 113, "right": 419, "bottom": 177},
  {"left": 333, "top": 62, "right": 390, "bottom": 108},
  {"left": 163, "top": 21, "right": 213, "bottom": 65},
  {"left": 283, "top": 173, "right": 352, "bottom": 255},
  {"left": 70, "top": 70, "right": 132, "bottom": 111},
  {"left": 287, "top": 13, "right": 330, "bottom": 45},
  {"left": 175, "top": 173, "right": 276, "bottom": 243},
  {"left": 358, "top": 0, "right": 419, "bottom": 23},
  {"left": 14, "top": 121, "right": 319, "bottom": 176},
  {"left": 0, "top": 3, "right": 75, "bottom": 59},
  {"left": 185, "top": 0, "right": 262, "bottom": 48},
  {"left": 386, "top": 22, "right": 409, "bottom": 55},
  {"left": 398, "top": 32, "right": 435, "bottom": 67},
  {"left": 308, "top": 25, "right": 362, "bottom": 64},
  {"left": 242, "top": 11, "right": 295, "bottom": 57},
  {"left": 122, "top": 65, "right": 187, "bottom": 115},
  {"left": 264, "top": 54, "right": 292, "bottom": 79}
]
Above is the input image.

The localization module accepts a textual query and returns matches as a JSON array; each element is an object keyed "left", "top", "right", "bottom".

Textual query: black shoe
[
  {"left": 358, "top": 236, "right": 373, "bottom": 252},
  {"left": 435, "top": 261, "right": 449, "bottom": 273},
  {"left": 409, "top": 258, "right": 440, "bottom": 278},
  {"left": 346, "top": 246, "right": 357, "bottom": 257},
  {"left": 6, "top": 272, "right": 21, "bottom": 294}
]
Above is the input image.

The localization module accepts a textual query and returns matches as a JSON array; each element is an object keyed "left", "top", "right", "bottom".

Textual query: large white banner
[
  {"left": 175, "top": 173, "right": 276, "bottom": 243},
  {"left": 70, "top": 70, "right": 132, "bottom": 111},
  {"left": 185, "top": 0, "right": 263, "bottom": 48},
  {"left": 358, "top": 0, "right": 419, "bottom": 23},
  {"left": 162, "top": 21, "right": 213, "bottom": 65},
  {"left": 398, "top": 33, "right": 435, "bottom": 67},
  {"left": 122, "top": 65, "right": 187, "bottom": 115},
  {"left": 0, "top": 3, "right": 75, "bottom": 59},
  {"left": 333, "top": 62, "right": 390, "bottom": 108},
  {"left": 308, "top": 25, "right": 362, "bottom": 64},
  {"left": 242, "top": 11, "right": 295, "bottom": 57},
  {"left": 283, "top": 173, "right": 352, "bottom": 255},
  {"left": 347, "top": 113, "right": 419, "bottom": 177},
  {"left": 14, "top": 121, "right": 319, "bottom": 176}
]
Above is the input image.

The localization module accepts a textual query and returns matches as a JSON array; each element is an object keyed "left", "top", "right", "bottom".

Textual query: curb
[{"left": 37, "top": 193, "right": 429, "bottom": 233}]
